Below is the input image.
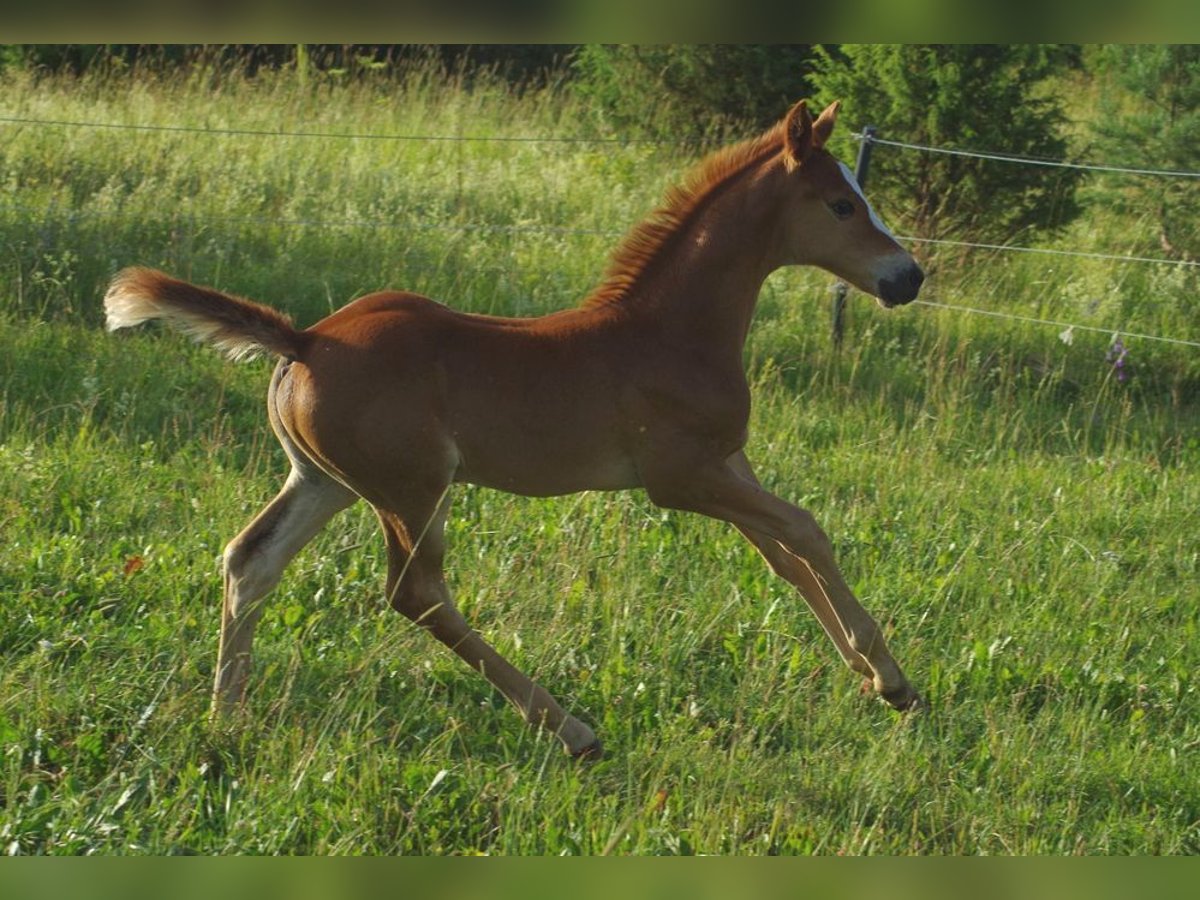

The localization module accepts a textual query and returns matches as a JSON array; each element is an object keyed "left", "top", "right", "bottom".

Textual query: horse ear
[
  {"left": 812, "top": 100, "right": 840, "bottom": 150},
  {"left": 783, "top": 100, "right": 813, "bottom": 172}
]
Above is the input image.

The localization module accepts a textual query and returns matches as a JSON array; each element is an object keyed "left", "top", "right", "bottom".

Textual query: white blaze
[{"left": 837, "top": 161, "right": 897, "bottom": 241}]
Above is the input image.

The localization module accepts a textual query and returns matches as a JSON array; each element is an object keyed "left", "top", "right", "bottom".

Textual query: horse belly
[
  {"left": 451, "top": 418, "right": 640, "bottom": 496},
  {"left": 445, "top": 374, "right": 639, "bottom": 496}
]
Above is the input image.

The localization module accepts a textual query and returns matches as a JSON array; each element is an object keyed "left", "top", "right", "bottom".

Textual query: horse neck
[{"left": 620, "top": 165, "right": 785, "bottom": 361}]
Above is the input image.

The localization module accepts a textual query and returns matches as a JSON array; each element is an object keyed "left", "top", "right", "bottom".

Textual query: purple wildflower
[{"left": 1105, "top": 339, "right": 1130, "bottom": 382}]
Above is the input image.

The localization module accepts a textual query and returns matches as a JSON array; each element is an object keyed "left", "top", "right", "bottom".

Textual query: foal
[{"left": 105, "top": 100, "right": 925, "bottom": 757}]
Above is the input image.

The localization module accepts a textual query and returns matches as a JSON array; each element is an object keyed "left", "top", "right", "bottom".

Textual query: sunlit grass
[{"left": 1, "top": 63, "right": 1197, "bottom": 855}]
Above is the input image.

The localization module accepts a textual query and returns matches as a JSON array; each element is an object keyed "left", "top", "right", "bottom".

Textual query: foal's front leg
[
  {"left": 645, "top": 450, "right": 921, "bottom": 711},
  {"left": 724, "top": 454, "right": 873, "bottom": 680}
]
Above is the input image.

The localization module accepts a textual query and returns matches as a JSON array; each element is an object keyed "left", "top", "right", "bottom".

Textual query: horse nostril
[{"left": 879, "top": 263, "right": 924, "bottom": 306}]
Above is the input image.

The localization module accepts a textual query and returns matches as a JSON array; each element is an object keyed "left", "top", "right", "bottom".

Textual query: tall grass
[{"left": 1, "top": 63, "right": 1197, "bottom": 855}]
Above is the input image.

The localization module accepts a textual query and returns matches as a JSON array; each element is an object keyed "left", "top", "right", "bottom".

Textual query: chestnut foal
[{"left": 105, "top": 100, "right": 924, "bottom": 757}]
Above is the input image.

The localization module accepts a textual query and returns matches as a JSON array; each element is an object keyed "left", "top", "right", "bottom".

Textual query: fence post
[{"left": 832, "top": 125, "right": 877, "bottom": 347}]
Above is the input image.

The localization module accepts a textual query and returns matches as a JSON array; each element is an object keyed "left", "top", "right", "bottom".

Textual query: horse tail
[{"left": 103, "top": 267, "right": 309, "bottom": 361}]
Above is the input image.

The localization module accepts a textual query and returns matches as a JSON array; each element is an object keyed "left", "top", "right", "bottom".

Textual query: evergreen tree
[
  {"left": 1088, "top": 45, "right": 1200, "bottom": 261},
  {"left": 571, "top": 45, "right": 817, "bottom": 141},
  {"left": 808, "top": 45, "right": 1081, "bottom": 247}
]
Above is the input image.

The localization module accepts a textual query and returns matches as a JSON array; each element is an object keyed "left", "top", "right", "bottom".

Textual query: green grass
[{"left": 1, "top": 64, "right": 1198, "bottom": 855}]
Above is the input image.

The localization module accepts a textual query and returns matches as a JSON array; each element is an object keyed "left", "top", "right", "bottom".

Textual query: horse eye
[{"left": 830, "top": 199, "right": 855, "bottom": 219}]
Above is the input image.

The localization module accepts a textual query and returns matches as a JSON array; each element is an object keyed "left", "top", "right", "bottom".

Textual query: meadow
[{"left": 1, "top": 62, "right": 1198, "bottom": 855}]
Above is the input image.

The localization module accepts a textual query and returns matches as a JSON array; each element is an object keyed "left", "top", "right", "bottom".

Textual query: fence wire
[
  {"left": 912, "top": 299, "right": 1200, "bottom": 349},
  {"left": 0, "top": 113, "right": 668, "bottom": 145},
  {"left": 849, "top": 129, "right": 1199, "bottom": 349},
  {"left": 2, "top": 111, "right": 1197, "bottom": 349},
  {"left": 854, "top": 132, "right": 1200, "bottom": 180}
]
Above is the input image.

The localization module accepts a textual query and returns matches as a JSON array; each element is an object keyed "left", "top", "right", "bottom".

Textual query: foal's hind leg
[
  {"left": 375, "top": 495, "right": 601, "bottom": 758},
  {"left": 213, "top": 466, "right": 355, "bottom": 716},
  {"left": 644, "top": 450, "right": 921, "bottom": 712}
]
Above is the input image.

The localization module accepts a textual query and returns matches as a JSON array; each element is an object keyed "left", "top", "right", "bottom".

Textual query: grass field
[{"left": 1, "top": 63, "right": 1198, "bottom": 855}]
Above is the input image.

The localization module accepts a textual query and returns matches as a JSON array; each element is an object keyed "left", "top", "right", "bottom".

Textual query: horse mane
[{"left": 582, "top": 120, "right": 788, "bottom": 309}]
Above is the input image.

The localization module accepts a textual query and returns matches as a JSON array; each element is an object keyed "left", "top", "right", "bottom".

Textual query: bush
[
  {"left": 0, "top": 45, "right": 26, "bottom": 70},
  {"left": 570, "top": 45, "right": 818, "bottom": 142},
  {"left": 1086, "top": 45, "right": 1200, "bottom": 261},
  {"left": 808, "top": 44, "right": 1082, "bottom": 248}
]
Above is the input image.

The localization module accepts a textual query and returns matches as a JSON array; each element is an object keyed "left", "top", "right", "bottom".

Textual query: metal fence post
[{"left": 832, "top": 125, "right": 877, "bottom": 347}]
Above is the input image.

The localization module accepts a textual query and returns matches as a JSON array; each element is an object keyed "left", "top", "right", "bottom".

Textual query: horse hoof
[
  {"left": 570, "top": 737, "right": 605, "bottom": 761},
  {"left": 882, "top": 685, "right": 925, "bottom": 713}
]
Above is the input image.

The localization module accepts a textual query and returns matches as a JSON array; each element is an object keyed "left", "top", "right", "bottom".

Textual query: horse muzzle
[{"left": 877, "top": 262, "right": 925, "bottom": 308}]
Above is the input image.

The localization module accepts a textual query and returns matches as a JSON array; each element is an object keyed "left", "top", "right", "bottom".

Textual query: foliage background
[
  {"left": 1085, "top": 44, "right": 1200, "bottom": 261},
  {"left": 808, "top": 44, "right": 1083, "bottom": 245}
]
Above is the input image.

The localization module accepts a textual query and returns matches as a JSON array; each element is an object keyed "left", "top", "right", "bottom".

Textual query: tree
[
  {"left": 571, "top": 45, "right": 818, "bottom": 142},
  {"left": 808, "top": 45, "right": 1081, "bottom": 248},
  {"left": 1088, "top": 45, "right": 1200, "bottom": 261}
]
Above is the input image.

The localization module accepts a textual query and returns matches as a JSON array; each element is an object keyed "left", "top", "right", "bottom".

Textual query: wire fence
[
  {"left": 0, "top": 199, "right": 621, "bottom": 238},
  {"left": 846, "top": 127, "right": 1200, "bottom": 350},
  {"left": 911, "top": 299, "right": 1200, "bottom": 350},
  {"left": 0, "top": 113, "right": 672, "bottom": 145},
  {"left": 2, "top": 111, "right": 1197, "bottom": 350},
  {"left": 897, "top": 235, "right": 1200, "bottom": 270},
  {"left": 855, "top": 132, "right": 1200, "bottom": 180},
  {"left": 5, "top": 194, "right": 1196, "bottom": 273}
]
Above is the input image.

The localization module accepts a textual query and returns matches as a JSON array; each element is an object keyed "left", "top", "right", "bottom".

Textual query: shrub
[
  {"left": 1086, "top": 44, "right": 1200, "bottom": 261},
  {"left": 808, "top": 44, "right": 1082, "bottom": 247},
  {"left": 570, "top": 45, "right": 818, "bottom": 142}
]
